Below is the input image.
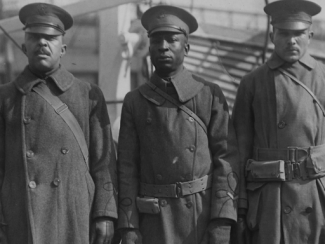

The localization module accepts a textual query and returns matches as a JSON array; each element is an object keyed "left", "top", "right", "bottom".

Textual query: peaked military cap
[
  {"left": 264, "top": 0, "right": 321, "bottom": 30},
  {"left": 141, "top": 5, "right": 198, "bottom": 37},
  {"left": 19, "top": 3, "right": 73, "bottom": 35}
]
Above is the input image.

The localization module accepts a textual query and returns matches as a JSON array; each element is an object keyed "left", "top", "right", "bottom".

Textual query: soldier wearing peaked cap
[
  {"left": 117, "top": 4, "right": 240, "bottom": 244},
  {"left": 0, "top": 3, "right": 117, "bottom": 244},
  {"left": 232, "top": 0, "right": 325, "bottom": 244}
]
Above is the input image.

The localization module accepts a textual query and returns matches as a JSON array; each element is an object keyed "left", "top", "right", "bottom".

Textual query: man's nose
[
  {"left": 287, "top": 36, "right": 297, "bottom": 45},
  {"left": 38, "top": 37, "right": 48, "bottom": 46},
  {"left": 158, "top": 39, "right": 169, "bottom": 51}
]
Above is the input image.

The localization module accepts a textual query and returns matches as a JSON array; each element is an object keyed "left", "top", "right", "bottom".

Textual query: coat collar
[
  {"left": 267, "top": 51, "right": 316, "bottom": 70},
  {"left": 14, "top": 65, "right": 74, "bottom": 94},
  {"left": 147, "top": 68, "right": 204, "bottom": 103}
]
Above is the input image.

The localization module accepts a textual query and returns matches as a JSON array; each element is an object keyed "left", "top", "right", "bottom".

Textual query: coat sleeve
[
  {"left": 88, "top": 86, "right": 118, "bottom": 219},
  {"left": 208, "top": 85, "right": 240, "bottom": 222},
  {"left": 232, "top": 77, "right": 255, "bottom": 211},
  {"left": 117, "top": 92, "right": 140, "bottom": 229},
  {"left": 0, "top": 106, "right": 6, "bottom": 227}
]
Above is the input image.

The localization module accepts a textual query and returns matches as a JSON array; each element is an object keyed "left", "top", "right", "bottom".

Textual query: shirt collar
[
  {"left": 150, "top": 67, "right": 204, "bottom": 102},
  {"left": 14, "top": 65, "right": 74, "bottom": 94},
  {"left": 267, "top": 51, "right": 316, "bottom": 70}
]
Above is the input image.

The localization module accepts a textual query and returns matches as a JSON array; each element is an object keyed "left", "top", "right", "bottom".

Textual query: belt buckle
[
  {"left": 287, "top": 147, "right": 297, "bottom": 163},
  {"left": 175, "top": 182, "right": 182, "bottom": 198}
]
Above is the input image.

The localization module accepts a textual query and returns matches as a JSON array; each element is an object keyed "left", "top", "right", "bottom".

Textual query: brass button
[
  {"left": 23, "top": 117, "right": 31, "bottom": 124},
  {"left": 29, "top": 181, "right": 36, "bottom": 189},
  {"left": 53, "top": 178, "right": 60, "bottom": 187},
  {"left": 305, "top": 207, "right": 313, "bottom": 213},
  {"left": 156, "top": 174, "right": 163, "bottom": 180},
  {"left": 26, "top": 150, "right": 34, "bottom": 158},
  {"left": 284, "top": 206, "right": 292, "bottom": 214},
  {"left": 160, "top": 199, "right": 167, "bottom": 207},
  {"left": 61, "top": 148, "right": 69, "bottom": 154},
  {"left": 186, "top": 202, "right": 193, "bottom": 208},
  {"left": 278, "top": 120, "right": 287, "bottom": 129},
  {"left": 146, "top": 118, "right": 152, "bottom": 124},
  {"left": 189, "top": 146, "right": 195, "bottom": 152},
  {"left": 189, "top": 117, "right": 194, "bottom": 122}
]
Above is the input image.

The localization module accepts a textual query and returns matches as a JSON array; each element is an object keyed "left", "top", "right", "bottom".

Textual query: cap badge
[
  {"left": 157, "top": 12, "right": 166, "bottom": 19},
  {"left": 37, "top": 4, "right": 48, "bottom": 16}
]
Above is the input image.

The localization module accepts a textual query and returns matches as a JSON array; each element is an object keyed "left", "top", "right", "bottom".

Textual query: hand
[
  {"left": 0, "top": 227, "right": 9, "bottom": 244},
  {"left": 237, "top": 216, "right": 251, "bottom": 244},
  {"left": 200, "top": 219, "right": 232, "bottom": 244},
  {"left": 120, "top": 228, "right": 142, "bottom": 244},
  {"left": 90, "top": 218, "right": 115, "bottom": 244}
]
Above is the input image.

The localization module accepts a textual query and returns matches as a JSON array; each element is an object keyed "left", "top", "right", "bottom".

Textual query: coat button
[
  {"left": 189, "top": 117, "right": 194, "bottom": 122},
  {"left": 160, "top": 199, "right": 167, "bottom": 207},
  {"left": 284, "top": 206, "right": 292, "bottom": 214},
  {"left": 186, "top": 202, "right": 193, "bottom": 208},
  {"left": 26, "top": 150, "right": 34, "bottom": 158},
  {"left": 156, "top": 174, "right": 163, "bottom": 180},
  {"left": 23, "top": 117, "right": 31, "bottom": 124},
  {"left": 53, "top": 178, "right": 60, "bottom": 187},
  {"left": 305, "top": 207, "right": 313, "bottom": 213},
  {"left": 61, "top": 148, "right": 69, "bottom": 154},
  {"left": 278, "top": 120, "right": 287, "bottom": 129},
  {"left": 29, "top": 181, "right": 37, "bottom": 189},
  {"left": 189, "top": 146, "right": 196, "bottom": 152},
  {"left": 146, "top": 118, "right": 152, "bottom": 124}
]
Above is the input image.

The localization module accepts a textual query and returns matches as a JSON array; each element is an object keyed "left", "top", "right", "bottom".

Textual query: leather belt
[
  {"left": 253, "top": 144, "right": 325, "bottom": 181},
  {"left": 254, "top": 146, "right": 309, "bottom": 162},
  {"left": 140, "top": 174, "right": 212, "bottom": 198}
]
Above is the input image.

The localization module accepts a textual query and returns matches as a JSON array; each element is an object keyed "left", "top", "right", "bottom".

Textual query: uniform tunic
[
  {"left": 233, "top": 52, "right": 325, "bottom": 244},
  {"left": 117, "top": 68, "right": 239, "bottom": 244},
  {"left": 0, "top": 67, "right": 117, "bottom": 244}
]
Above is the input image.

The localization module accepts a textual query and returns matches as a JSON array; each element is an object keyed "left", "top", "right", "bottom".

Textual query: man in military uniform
[
  {"left": 117, "top": 5, "right": 239, "bottom": 244},
  {"left": 233, "top": 0, "right": 325, "bottom": 243},
  {"left": 0, "top": 3, "right": 117, "bottom": 244}
]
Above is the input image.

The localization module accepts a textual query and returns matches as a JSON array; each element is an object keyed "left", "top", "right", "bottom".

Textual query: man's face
[
  {"left": 22, "top": 33, "right": 66, "bottom": 74},
  {"left": 270, "top": 27, "right": 313, "bottom": 63},
  {"left": 149, "top": 31, "right": 189, "bottom": 77}
]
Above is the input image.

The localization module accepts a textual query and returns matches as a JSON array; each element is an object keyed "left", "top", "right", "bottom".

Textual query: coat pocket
[
  {"left": 305, "top": 147, "right": 325, "bottom": 175},
  {"left": 246, "top": 159, "right": 286, "bottom": 181},
  {"left": 246, "top": 182, "right": 265, "bottom": 231}
]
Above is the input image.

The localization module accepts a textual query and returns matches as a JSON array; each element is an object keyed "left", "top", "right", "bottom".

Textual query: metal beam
[{"left": 0, "top": 0, "right": 142, "bottom": 33}]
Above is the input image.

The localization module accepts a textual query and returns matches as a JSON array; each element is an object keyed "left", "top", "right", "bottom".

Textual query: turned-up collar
[
  {"left": 150, "top": 67, "right": 204, "bottom": 102},
  {"left": 267, "top": 51, "right": 316, "bottom": 70},
  {"left": 14, "top": 65, "right": 74, "bottom": 94}
]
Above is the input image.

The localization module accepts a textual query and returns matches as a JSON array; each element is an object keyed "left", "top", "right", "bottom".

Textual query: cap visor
[
  {"left": 273, "top": 21, "right": 311, "bottom": 31},
  {"left": 25, "top": 26, "right": 63, "bottom": 36},
  {"left": 149, "top": 26, "right": 184, "bottom": 36}
]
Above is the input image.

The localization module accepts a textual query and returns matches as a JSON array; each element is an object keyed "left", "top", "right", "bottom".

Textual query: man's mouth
[
  {"left": 157, "top": 56, "right": 171, "bottom": 61},
  {"left": 36, "top": 48, "right": 50, "bottom": 56}
]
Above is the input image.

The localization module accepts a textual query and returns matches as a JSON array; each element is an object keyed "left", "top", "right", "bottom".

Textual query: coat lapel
[
  {"left": 139, "top": 68, "right": 204, "bottom": 105},
  {"left": 14, "top": 66, "right": 74, "bottom": 94}
]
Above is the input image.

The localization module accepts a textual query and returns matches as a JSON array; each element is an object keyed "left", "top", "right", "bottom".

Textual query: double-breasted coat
[
  {"left": 232, "top": 52, "right": 325, "bottom": 244},
  {"left": 0, "top": 66, "right": 117, "bottom": 244},
  {"left": 117, "top": 68, "right": 239, "bottom": 244}
]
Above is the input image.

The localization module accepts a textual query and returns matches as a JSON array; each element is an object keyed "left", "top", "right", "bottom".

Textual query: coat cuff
[
  {"left": 117, "top": 198, "right": 139, "bottom": 229},
  {"left": 210, "top": 185, "right": 237, "bottom": 221}
]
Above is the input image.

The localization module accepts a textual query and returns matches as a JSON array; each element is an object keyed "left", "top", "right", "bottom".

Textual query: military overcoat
[
  {"left": 0, "top": 66, "right": 117, "bottom": 244},
  {"left": 117, "top": 68, "right": 239, "bottom": 244},
  {"left": 233, "top": 52, "right": 325, "bottom": 244}
]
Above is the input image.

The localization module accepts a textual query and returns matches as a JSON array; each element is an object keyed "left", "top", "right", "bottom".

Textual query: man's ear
[
  {"left": 22, "top": 43, "right": 27, "bottom": 54},
  {"left": 184, "top": 43, "right": 190, "bottom": 57},
  {"left": 269, "top": 32, "right": 274, "bottom": 44},
  {"left": 60, "top": 44, "right": 67, "bottom": 58}
]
